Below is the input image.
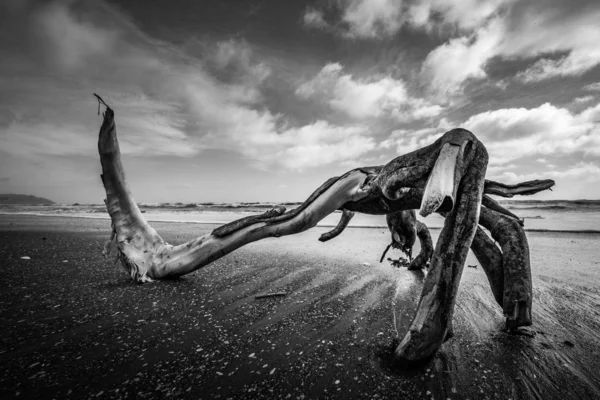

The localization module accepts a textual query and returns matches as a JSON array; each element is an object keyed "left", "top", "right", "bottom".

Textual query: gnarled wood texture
[
  {"left": 96, "top": 97, "right": 553, "bottom": 364},
  {"left": 383, "top": 210, "right": 433, "bottom": 270},
  {"left": 479, "top": 206, "right": 533, "bottom": 328}
]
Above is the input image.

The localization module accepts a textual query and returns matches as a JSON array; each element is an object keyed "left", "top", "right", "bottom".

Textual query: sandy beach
[{"left": 1, "top": 214, "right": 600, "bottom": 399}]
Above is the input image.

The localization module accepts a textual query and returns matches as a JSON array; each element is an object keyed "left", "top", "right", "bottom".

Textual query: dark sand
[{"left": 1, "top": 214, "right": 599, "bottom": 399}]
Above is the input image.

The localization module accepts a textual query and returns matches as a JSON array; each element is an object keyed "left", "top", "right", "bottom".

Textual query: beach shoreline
[
  {"left": 1, "top": 210, "right": 599, "bottom": 234},
  {"left": 1, "top": 214, "right": 599, "bottom": 399}
]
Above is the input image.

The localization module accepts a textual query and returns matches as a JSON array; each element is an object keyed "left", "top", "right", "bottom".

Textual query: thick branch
[
  {"left": 319, "top": 209, "right": 355, "bottom": 242},
  {"left": 382, "top": 210, "right": 433, "bottom": 270},
  {"left": 484, "top": 179, "right": 555, "bottom": 198},
  {"left": 409, "top": 220, "right": 433, "bottom": 270},
  {"left": 479, "top": 206, "right": 532, "bottom": 329},
  {"left": 394, "top": 129, "right": 488, "bottom": 363},
  {"left": 482, "top": 194, "right": 522, "bottom": 224},
  {"left": 97, "top": 102, "right": 370, "bottom": 281},
  {"left": 96, "top": 100, "right": 545, "bottom": 364},
  {"left": 97, "top": 105, "right": 166, "bottom": 282},
  {"left": 470, "top": 227, "right": 504, "bottom": 306}
]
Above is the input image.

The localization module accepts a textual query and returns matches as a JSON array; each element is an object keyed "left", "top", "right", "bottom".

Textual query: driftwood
[
  {"left": 383, "top": 202, "right": 544, "bottom": 329},
  {"left": 94, "top": 96, "right": 553, "bottom": 364},
  {"left": 319, "top": 209, "right": 355, "bottom": 242},
  {"left": 382, "top": 210, "right": 433, "bottom": 270},
  {"left": 478, "top": 206, "right": 533, "bottom": 328},
  {"left": 255, "top": 292, "right": 287, "bottom": 299}
]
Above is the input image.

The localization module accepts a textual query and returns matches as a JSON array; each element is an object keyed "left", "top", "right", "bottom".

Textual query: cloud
[
  {"left": 33, "top": 1, "right": 119, "bottom": 70},
  {"left": 305, "top": 0, "right": 600, "bottom": 96},
  {"left": 274, "top": 122, "right": 376, "bottom": 170},
  {"left": 339, "top": 0, "right": 403, "bottom": 39},
  {"left": 380, "top": 101, "right": 600, "bottom": 168},
  {"left": 296, "top": 63, "right": 442, "bottom": 121},
  {"left": 0, "top": 97, "right": 199, "bottom": 158},
  {"left": 462, "top": 102, "right": 600, "bottom": 165},
  {"left": 494, "top": 162, "right": 600, "bottom": 184},
  {"left": 303, "top": 0, "right": 510, "bottom": 39},
  {"left": 421, "top": 0, "right": 600, "bottom": 95},
  {"left": 420, "top": 18, "right": 503, "bottom": 97},
  {"left": 584, "top": 82, "right": 600, "bottom": 92},
  {"left": 302, "top": 7, "right": 328, "bottom": 30},
  {"left": 515, "top": 52, "right": 600, "bottom": 84},
  {"left": 403, "top": 0, "right": 513, "bottom": 32},
  {"left": 303, "top": 0, "right": 508, "bottom": 39},
  {"left": 211, "top": 39, "right": 271, "bottom": 93},
  {"left": 574, "top": 96, "right": 594, "bottom": 104},
  {"left": 378, "top": 119, "right": 452, "bottom": 155},
  {"left": 0, "top": 1, "right": 376, "bottom": 172}
]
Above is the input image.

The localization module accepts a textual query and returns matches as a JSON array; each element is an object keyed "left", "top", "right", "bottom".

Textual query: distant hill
[{"left": 0, "top": 194, "right": 55, "bottom": 205}]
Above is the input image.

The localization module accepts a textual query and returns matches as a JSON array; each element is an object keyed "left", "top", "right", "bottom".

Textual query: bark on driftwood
[
  {"left": 319, "top": 209, "right": 355, "bottom": 242},
  {"left": 95, "top": 96, "right": 553, "bottom": 364},
  {"left": 382, "top": 210, "right": 433, "bottom": 270},
  {"left": 478, "top": 206, "right": 533, "bottom": 328},
  {"left": 381, "top": 182, "right": 551, "bottom": 328}
]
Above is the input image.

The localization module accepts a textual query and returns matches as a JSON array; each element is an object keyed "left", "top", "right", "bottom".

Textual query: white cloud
[
  {"left": 379, "top": 120, "right": 452, "bottom": 155},
  {"left": 516, "top": 51, "right": 600, "bottom": 83},
  {"left": 297, "top": 63, "right": 442, "bottom": 121},
  {"left": 0, "top": 97, "right": 199, "bottom": 158},
  {"left": 421, "top": 0, "right": 600, "bottom": 95},
  {"left": 584, "top": 82, "right": 600, "bottom": 92},
  {"left": 275, "top": 122, "right": 376, "bottom": 169},
  {"left": 340, "top": 0, "right": 403, "bottom": 39},
  {"left": 304, "top": 0, "right": 510, "bottom": 38},
  {"left": 462, "top": 102, "right": 600, "bottom": 165},
  {"left": 405, "top": 0, "right": 512, "bottom": 31},
  {"left": 421, "top": 18, "right": 503, "bottom": 97},
  {"left": 303, "top": 7, "right": 328, "bottom": 29},
  {"left": 212, "top": 39, "right": 271, "bottom": 85},
  {"left": 305, "top": 1, "right": 600, "bottom": 95},
  {"left": 574, "top": 96, "right": 594, "bottom": 104},
  {"left": 1, "top": 1, "right": 377, "bottom": 172},
  {"left": 495, "top": 162, "right": 600, "bottom": 184}
]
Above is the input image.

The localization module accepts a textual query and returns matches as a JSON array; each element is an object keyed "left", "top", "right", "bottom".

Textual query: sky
[{"left": 1, "top": 0, "right": 600, "bottom": 204}]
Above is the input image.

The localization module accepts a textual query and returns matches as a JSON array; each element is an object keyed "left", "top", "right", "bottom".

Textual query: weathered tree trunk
[
  {"left": 382, "top": 210, "right": 433, "bottom": 270},
  {"left": 411, "top": 220, "right": 433, "bottom": 270},
  {"left": 393, "top": 132, "right": 488, "bottom": 363},
  {"left": 479, "top": 206, "right": 533, "bottom": 328},
  {"left": 319, "top": 209, "right": 355, "bottom": 242},
  {"left": 470, "top": 227, "right": 504, "bottom": 306},
  {"left": 95, "top": 97, "right": 551, "bottom": 363},
  {"left": 386, "top": 210, "right": 418, "bottom": 258}
]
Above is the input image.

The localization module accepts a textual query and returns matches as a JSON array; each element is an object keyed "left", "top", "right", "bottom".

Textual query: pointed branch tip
[{"left": 93, "top": 93, "right": 110, "bottom": 115}]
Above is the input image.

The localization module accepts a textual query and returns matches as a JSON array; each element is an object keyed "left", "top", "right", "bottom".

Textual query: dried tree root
[
  {"left": 479, "top": 206, "right": 532, "bottom": 329},
  {"left": 410, "top": 221, "right": 433, "bottom": 270},
  {"left": 484, "top": 179, "right": 555, "bottom": 197},
  {"left": 319, "top": 209, "right": 355, "bottom": 242},
  {"left": 379, "top": 243, "right": 393, "bottom": 263},
  {"left": 392, "top": 130, "right": 488, "bottom": 363},
  {"left": 97, "top": 101, "right": 371, "bottom": 280},
  {"left": 383, "top": 210, "right": 433, "bottom": 270},
  {"left": 482, "top": 194, "right": 522, "bottom": 223},
  {"left": 95, "top": 97, "right": 552, "bottom": 363},
  {"left": 255, "top": 292, "right": 287, "bottom": 299},
  {"left": 470, "top": 227, "right": 504, "bottom": 306},
  {"left": 386, "top": 210, "right": 417, "bottom": 257}
]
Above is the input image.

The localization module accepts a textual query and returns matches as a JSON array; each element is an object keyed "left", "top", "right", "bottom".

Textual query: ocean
[{"left": 1, "top": 200, "right": 599, "bottom": 232}]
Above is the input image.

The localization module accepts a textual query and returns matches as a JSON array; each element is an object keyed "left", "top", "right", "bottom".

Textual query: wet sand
[{"left": 1, "top": 214, "right": 599, "bottom": 399}]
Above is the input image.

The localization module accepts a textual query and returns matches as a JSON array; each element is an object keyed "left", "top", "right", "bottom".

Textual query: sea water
[{"left": 2, "top": 200, "right": 599, "bottom": 232}]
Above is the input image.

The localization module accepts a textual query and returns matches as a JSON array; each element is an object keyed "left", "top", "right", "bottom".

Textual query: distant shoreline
[{"left": 2, "top": 211, "right": 599, "bottom": 234}]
